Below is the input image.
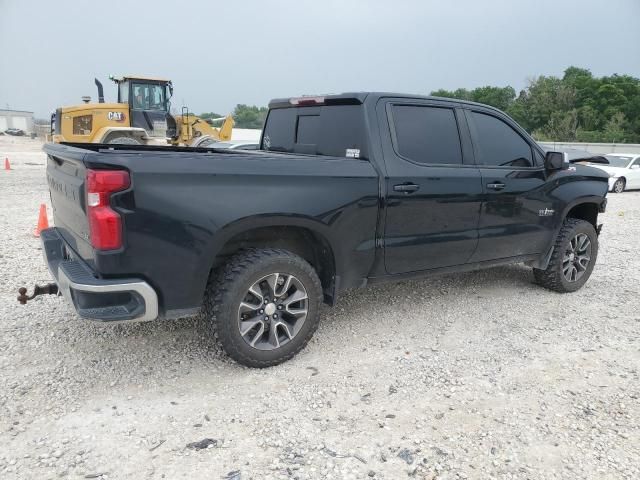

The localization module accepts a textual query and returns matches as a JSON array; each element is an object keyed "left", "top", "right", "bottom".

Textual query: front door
[
  {"left": 464, "top": 109, "right": 549, "bottom": 262},
  {"left": 627, "top": 157, "right": 640, "bottom": 189},
  {"left": 130, "top": 82, "right": 169, "bottom": 137},
  {"left": 379, "top": 101, "right": 483, "bottom": 274}
]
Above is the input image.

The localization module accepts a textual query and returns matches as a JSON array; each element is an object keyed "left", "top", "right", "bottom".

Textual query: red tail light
[
  {"left": 289, "top": 96, "right": 325, "bottom": 106},
  {"left": 86, "top": 169, "right": 130, "bottom": 250}
]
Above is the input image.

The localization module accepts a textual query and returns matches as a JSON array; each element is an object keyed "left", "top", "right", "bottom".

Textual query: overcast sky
[{"left": 1, "top": 0, "right": 639, "bottom": 118}]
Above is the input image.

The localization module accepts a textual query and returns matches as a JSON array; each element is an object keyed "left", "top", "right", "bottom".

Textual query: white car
[{"left": 587, "top": 154, "right": 640, "bottom": 193}]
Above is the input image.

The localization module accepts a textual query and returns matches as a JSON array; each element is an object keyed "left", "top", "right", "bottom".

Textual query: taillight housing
[
  {"left": 289, "top": 96, "right": 325, "bottom": 106},
  {"left": 86, "top": 169, "right": 130, "bottom": 250}
]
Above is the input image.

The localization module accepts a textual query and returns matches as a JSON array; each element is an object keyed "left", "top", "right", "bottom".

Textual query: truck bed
[{"left": 43, "top": 141, "right": 380, "bottom": 318}]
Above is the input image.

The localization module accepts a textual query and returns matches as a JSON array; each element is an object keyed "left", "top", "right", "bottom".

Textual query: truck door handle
[
  {"left": 486, "top": 182, "right": 506, "bottom": 191},
  {"left": 393, "top": 183, "right": 420, "bottom": 193}
]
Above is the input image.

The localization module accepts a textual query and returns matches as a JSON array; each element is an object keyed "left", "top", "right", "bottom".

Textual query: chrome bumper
[{"left": 41, "top": 228, "right": 158, "bottom": 322}]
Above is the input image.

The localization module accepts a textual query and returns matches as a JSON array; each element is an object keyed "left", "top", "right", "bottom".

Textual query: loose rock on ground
[{"left": 1, "top": 137, "right": 638, "bottom": 479}]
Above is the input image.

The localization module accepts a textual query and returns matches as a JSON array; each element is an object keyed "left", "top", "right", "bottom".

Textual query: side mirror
[
  {"left": 631, "top": 164, "right": 639, "bottom": 170},
  {"left": 544, "top": 151, "right": 567, "bottom": 171}
]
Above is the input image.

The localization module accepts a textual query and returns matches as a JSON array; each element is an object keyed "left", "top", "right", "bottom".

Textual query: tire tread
[
  {"left": 533, "top": 218, "right": 596, "bottom": 293},
  {"left": 203, "top": 248, "right": 322, "bottom": 368}
]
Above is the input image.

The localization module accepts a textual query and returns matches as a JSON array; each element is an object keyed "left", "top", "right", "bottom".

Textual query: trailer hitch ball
[{"left": 17, "top": 283, "right": 59, "bottom": 305}]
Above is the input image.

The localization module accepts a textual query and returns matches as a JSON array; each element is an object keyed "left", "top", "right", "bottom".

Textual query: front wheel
[
  {"left": 105, "top": 136, "right": 141, "bottom": 145},
  {"left": 612, "top": 178, "right": 625, "bottom": 193},
  {"left": 533, "top": 218, "right": 598, "bottom": 293},
  {"left": 203, "top": 248, "right": 323, "bottom": 367}
]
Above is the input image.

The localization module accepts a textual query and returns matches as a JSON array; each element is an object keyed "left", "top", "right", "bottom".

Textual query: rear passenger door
[
  {"left": 464, "top": 108, "right": 549, "bottom": 262},
  {"left": 379, "top": 100, "right": 483, "bottom": 274}
]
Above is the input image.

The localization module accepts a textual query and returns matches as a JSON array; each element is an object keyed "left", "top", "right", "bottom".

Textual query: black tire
[
  {"left": 533, "top": 218, "right": 598, "bottom": 293},
  {"left": 203, "top": 248, "right": 323, "bottom": 368},
  {"left": 612, "top": 178, "right": 625, "bottom": 193},
  {"left": 106, "top": 136, "right": 141, "bottom": 145},
  {"left": 192, "top": 137, "right": 215, "bottom": 148}
]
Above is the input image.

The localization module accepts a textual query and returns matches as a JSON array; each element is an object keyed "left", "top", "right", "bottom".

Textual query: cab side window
[
  {"left": 391, "top": 105, "right": 463, "bottom": 165},
  {"left": 131, "top": 84, "right": 165, "bottom": 111},
  {"left": 469, "top": 111, "right": 534, "bottom": 167},
  {"left": 132, "top": 84, "right": 148, "bottom": 110},
  {"left": 118, "top": 83, "right": 129, "bottom": 103},
  {"left": 149, "top": 85, "right": 165, "bottom": 110}
]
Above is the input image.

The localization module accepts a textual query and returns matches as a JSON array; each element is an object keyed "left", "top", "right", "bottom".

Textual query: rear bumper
[{"left": 41, "top": 228, "right": 158, "bottom": 322}]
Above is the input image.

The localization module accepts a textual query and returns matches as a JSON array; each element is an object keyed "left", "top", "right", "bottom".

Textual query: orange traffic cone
[
  {"left": 34, "top": 204, "right": 49, "bottom": 237},
  {"left": 4, "top": 157, "right": 10, "bottom": 170}
]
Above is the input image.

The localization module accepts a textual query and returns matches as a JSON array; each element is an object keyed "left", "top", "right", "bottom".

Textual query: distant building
[{"left": 0, "top": 109, "right": 35, "bottom": 133}]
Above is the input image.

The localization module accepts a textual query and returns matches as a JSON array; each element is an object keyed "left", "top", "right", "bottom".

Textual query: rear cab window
[{"left": 262, "top": 104, "right": 368, "bottom": 159}]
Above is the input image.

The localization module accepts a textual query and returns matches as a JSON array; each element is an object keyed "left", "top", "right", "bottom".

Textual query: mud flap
[{"left": 526, "top": 245, "right": 554, "bottom": 270}]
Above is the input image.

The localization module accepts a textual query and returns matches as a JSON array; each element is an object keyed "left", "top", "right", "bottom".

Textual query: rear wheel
[
  {"left": 203, "top": 248, "right": 323, "bottom": 367},
  {"left": 612, "top": 178, "right": 625, "bottom": 193},
  {"left": 105, "top": 136, "right": 141, "bottom": 145},
  {"left": 533, "top": 218, "right": 598, "bottom": 293}
]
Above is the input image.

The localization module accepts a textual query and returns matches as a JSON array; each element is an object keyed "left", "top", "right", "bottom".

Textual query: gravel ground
[{"left": 1, "top": 137, "right": 638, "bottom": 480}]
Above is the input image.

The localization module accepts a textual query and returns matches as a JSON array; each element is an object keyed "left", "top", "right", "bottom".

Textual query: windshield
[
  {"left": 131, "top": 83, "right": 167, "bottom": 111},
  {"left": 604, "top": 155, "right": 633, "bottom": 168}
]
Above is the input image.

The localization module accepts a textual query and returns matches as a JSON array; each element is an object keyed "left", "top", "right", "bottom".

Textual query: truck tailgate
[{"left": 46, "top": 147, "right": 92, "bottom": 259}]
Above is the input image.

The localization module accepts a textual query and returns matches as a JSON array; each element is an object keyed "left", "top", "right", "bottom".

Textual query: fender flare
[
  {"left": 198, "top": 214, "right": 343, "bottom": 299},
  {"left": 206, "top": 214, "right": 340, "bottom": 267},
  {"left": 532, "top": 194, "right": 605, "bottom": 270},
  {"left": 559, "top": 195, "right": 606, "bottom": 222},
  {"left": 93, "top": 127, "right": 148, "bottom": 143}
]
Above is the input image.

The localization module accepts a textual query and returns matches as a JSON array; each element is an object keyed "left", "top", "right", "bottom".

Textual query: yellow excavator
[{"left": 51, "top": 75, "right": 233, "bottom": 147}]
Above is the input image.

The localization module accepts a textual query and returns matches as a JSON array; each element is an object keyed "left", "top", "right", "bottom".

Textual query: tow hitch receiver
[{"left": 17, "top": 283, "right": 59, "bottom": 305}]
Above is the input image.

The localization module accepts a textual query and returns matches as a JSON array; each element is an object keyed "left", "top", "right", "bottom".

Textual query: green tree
[
  {"left": 431, "top": 88, "right": 459, "bottom": 99},
  {"left": 578, "top": 105, "right": 600, "bottom": 131},
  {"left": 199, "top": 112, "right": 224, "bottom": 121},
  {"left": 541, "top": 109, "right": 579, "bottom": 141},
  {"left": 471, "top": 86, "right": 516, "bottom": 111},
  {"left": 432, "top": 86, "right": 515, "bottom": 110},
  {"left": 429, "top": 66, "right": 640, "bottom": 142},
  {"left": 233, "top": 104, "right": 268, "bottom": 129},
  {"left": 199, "top": 106, "right": 268, "bottom": 129},
  {"left": 203, "top": 68, "right": 640, "bottom": 142},
  {"left": 505, "top": 90, "right": 531, "bottom": 129},
  {"left": 601, "top": 112, "right": 628, "bottom": 143}
]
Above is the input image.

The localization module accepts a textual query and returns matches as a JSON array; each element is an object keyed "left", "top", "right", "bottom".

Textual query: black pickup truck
[{"left": 32, "top": 92, "right": 608, "bottom": 367}]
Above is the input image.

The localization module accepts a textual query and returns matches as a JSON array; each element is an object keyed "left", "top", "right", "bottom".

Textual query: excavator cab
[{"left": 111, "top": 75, "right": 176, "bottom": 139}]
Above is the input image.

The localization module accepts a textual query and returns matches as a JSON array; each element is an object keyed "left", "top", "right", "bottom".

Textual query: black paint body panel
[{"left": 43, "top": 92, "right": 609, "bottom": 316}]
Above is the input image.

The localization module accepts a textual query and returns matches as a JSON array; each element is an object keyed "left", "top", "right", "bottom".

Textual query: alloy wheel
[
  {"left": 562, "top": 233, "right": 592, "bottom": 282},
  {"left": 237, "top": 273, "right": 309, "bottom": 350},
  {"left": 614, "top": 179, "right": 625, "bottom": 193}
]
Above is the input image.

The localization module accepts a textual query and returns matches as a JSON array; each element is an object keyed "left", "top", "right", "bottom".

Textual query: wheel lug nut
[
  {"left": 259, "top": 309, "right": 264, "bottom": 314},
  {"left": 273, "top": 314, "right": 278, "bottom": 319},
  {"left": 264, "top": 316, "right": 269, "bottom": 321},
  {"left": 277, "top": 305, "right": 283, "bottom": 310}
]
